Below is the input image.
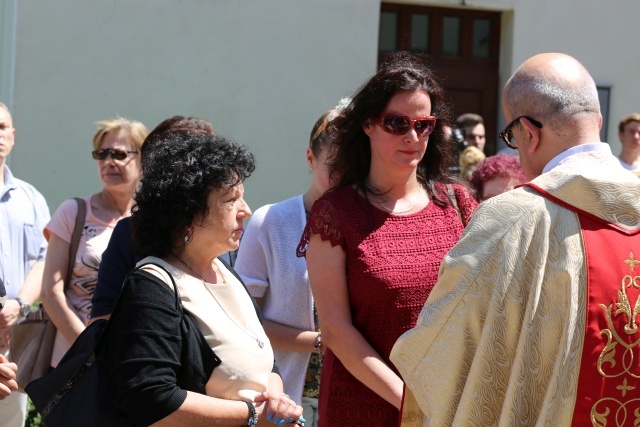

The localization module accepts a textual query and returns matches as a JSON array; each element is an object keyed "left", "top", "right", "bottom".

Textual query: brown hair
[{"left": 619, "top": 113, "right": 640, "bottom": 133}]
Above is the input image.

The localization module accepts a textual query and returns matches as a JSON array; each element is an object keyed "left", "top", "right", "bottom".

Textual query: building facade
[{"left": 1, "top": 0, "right": 638, "bottom": 211}]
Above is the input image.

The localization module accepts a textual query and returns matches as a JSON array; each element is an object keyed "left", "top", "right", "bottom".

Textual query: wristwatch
[
  {"left": 14, "top": 298, "right": 30, "bottom": 319},
  {"left": 314, "top": 332, "right": 323, "bottom": 351}
]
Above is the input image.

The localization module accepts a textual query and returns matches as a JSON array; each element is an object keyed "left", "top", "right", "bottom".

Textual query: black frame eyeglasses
[
  {"left": 91, "top": 148, "right": 139, "bottom": 161},
  {"left": 499, "top": 116, "right": 543, "bottom": 149}
]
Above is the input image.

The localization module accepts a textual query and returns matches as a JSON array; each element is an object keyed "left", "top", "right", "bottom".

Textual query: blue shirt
[{"left": 0, "top": 166, "right": 50, "bottom": 299}]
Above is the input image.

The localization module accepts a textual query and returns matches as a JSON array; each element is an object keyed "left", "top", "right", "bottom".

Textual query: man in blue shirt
[
  {"left": 0, "top": 102, "right": 50, "bottom": 426},
  {"left": 0, "top": 285, "right": 18, "bottom": 401}
]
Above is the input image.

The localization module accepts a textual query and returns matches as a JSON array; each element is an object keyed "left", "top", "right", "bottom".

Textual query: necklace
[
  {"left": 375, "top": 187, "right": 423, "bottom": 214},
  {"left": 175, "top": 255, "right": 265, "bottom": 349}
]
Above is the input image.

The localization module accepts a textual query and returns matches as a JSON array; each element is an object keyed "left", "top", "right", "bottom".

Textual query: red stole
[{"left": 525, "top": 184, "right": 640, "bottom": 426}]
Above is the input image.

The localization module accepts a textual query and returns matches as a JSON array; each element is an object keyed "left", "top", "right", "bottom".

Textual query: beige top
[{"left": 140, "top": 256, "right": 274, "bottom": 402}]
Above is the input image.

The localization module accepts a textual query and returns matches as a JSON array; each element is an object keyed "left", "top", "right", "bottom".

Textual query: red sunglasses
[{"left": 376, "top": 114, "right": 437, "bottom": 136}]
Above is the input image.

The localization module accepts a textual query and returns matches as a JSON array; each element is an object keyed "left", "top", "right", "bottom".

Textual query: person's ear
[
  {"left": 598, "top": 114, "right": 603, "bottom": 131},
  {"left": 520, "top": 117, "right": 541, "bottom": 153},
  {"left": 306, "top": 147, "right": 314, "bottom": 171},
  {"left": 362, "top": 119, "right": 374, "bottom": 137}
]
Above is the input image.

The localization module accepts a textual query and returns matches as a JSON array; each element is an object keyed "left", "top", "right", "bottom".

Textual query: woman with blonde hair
[{"left": 41, "top": 117, "right": 147, "bottom": 367}]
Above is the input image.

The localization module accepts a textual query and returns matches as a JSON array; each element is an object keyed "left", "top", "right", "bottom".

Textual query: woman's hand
[
  {"left": 0, "top": 354, "right": 18, "bottom": 400},
  {"left": 255, "top": 392, "right": 305, "bottom": 426}
]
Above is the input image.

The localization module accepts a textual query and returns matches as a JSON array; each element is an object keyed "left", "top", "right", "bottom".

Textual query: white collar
[{"left": 542, "top": 143, "right": 612, "bottom": 174}]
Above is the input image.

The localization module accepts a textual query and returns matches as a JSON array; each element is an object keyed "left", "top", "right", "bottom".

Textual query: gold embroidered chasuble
[{"left": 390, "top": 150, "right": 640, "bottom": 426}]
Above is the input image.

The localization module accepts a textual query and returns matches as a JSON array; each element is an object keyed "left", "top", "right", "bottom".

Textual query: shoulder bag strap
[
  {"left": 136, "top": 262, "right": 182, "bottom": 314},
  {"left": 94, "top": 262, "right": 181, "bottom": 354},
  {"left": 65, "top": 198, "right": 86, "bottom": 293},
  {"left": 446, "top": 184, "right": 462, "bottom": 224}
]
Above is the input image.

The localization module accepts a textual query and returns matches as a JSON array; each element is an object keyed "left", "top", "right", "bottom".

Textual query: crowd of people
[{"left": 0, "top": 50, "right": 638, "bottom": 427}]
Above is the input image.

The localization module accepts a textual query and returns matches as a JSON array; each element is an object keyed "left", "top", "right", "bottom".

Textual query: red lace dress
[{"left": 297, "top": 184, "right": 477, "bottom": 427}]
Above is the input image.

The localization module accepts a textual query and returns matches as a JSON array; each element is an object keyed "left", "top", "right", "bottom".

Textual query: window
[
  {"left": 379, "top": 12, "right": 398, "bottom": 52},
  {"left": 597, "top": 86, "right": 611, "bottom": 142},
  {"left": 442, "top": 17, "right": 461, "bottom": 56},
  {"left": 410, "top": 14, "right": 430, "bottom": 53},
  {"left": 472, "top": 19, "right": 491, "bottom": 58}
]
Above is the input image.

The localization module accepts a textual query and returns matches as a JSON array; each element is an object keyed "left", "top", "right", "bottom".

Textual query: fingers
[
  {"left": 0, "top": 360, "right": 18, "bottom": 400},
  {"left": 0, "top": 360, "right": 18, "bottom": 379},
  {"left": 254, "top": 391, "right": 269, "bottom": 402},
  {"left": 266, "top": 394, "right": 304, "bottom": 426}
]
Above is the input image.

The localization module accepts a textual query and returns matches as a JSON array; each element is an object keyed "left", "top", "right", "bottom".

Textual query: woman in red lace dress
[{"left": 296, "top": 52, "right": 477, "bottom": 426}]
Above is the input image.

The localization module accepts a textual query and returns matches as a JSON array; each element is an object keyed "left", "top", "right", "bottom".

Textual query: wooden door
[{"left": 379, "top": 4, "right": 501, "bottom": 154}]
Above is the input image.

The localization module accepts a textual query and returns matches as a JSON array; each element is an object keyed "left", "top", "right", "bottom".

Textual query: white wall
[{"left": 4, "top": 0, "right": 379, "bottom": 212}]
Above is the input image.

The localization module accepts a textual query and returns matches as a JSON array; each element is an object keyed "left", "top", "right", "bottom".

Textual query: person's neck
[
  {"left": 173, "top": 248, "right": 219, "bottom": 283},
  {"left": 98, "top": 187, "right": 135, "bottom": 217},
  {"left": 619, "top": 145, "right": 640, "bottom": 166},
  {"left": 366, "top": 167, "right": 422, "bottom": 200},
  {"left": 303, "top": 187, "right": 324, "bottom": 212}
]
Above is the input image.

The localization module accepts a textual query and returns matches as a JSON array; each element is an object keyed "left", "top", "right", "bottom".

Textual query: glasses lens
[
  {"left": 382, "top": 115, "right": 409, "bottom": 135},
  {"left": 92, "top": 149, "right": 128, "bottom": 160},
  {"left": 415, "top": 119, "right": 436, "bottom": 136},
  {"left": 110, "top": 150, "right": 127, "bottom": 160}
]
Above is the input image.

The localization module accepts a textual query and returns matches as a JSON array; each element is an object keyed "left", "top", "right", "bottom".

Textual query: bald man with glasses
[{"left": 392, "top": 53, "right": 640, "bottom": 426}]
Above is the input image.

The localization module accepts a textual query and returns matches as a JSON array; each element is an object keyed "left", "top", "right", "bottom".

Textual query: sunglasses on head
[
  {"left": 91, "top": 148, "right": 139, "bottom": 161},
  {"left": 376, "top": 114, "right": 437, "bottom": 137}
]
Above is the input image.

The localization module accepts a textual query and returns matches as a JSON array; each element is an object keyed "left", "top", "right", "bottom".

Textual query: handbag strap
[
  {"left": 94, "top": 261, "right": 181, "bottom": 353},
  {"left": 65, "top": 198, "right": 86, "bottom": 292},
  {"left": 446, "top": 184, "right": 462, "bottom": 224}
]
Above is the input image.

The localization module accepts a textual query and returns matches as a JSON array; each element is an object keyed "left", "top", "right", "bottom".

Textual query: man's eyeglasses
[
  {"left": 91, "top": 148, "right": 139, "bottom": 161},
  {"left": 376, "top": 114, "right": 437, "bottom": 137},
  {"left": 499, "top": 116, "right": 543, "bottom": 149}
]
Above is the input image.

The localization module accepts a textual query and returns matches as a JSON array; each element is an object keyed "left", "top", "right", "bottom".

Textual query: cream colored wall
[
  {"left": 2, "top": 0, "right": 379, "bottom": 212},
  {"left": 3, "top": 0, "right": 639, "bottom": 213}
]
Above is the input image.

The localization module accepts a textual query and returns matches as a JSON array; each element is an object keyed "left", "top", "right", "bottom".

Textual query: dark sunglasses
[
  {"left": 376, "top": 114, "right": 437, "bottom": 137},
  {"left": 499, "top": 116, "right": 543, "bottom": 149},
  {"left": 91, "top": 148, "right": 139, "bottom": 161}
]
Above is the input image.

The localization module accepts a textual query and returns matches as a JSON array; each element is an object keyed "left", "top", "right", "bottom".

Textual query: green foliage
[{"left": 26, "top": 398, "right": 43, "bottom": 427}]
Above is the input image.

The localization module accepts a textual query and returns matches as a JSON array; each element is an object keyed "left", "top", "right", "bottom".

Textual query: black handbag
[{"left": 25, "top": 262, "right": 180, "bottom": 427}]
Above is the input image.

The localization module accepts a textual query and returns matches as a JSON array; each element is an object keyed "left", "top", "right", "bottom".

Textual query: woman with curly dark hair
[
  {"left": 103, "top": 133, "right": 304, "bottom": 426},
  {"left": 296, "top": 52, "right": 477, "bottom": 426}
]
